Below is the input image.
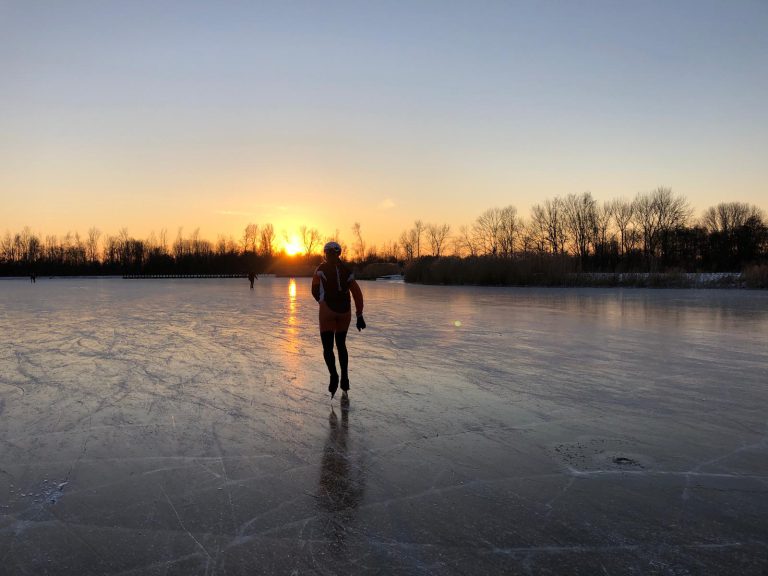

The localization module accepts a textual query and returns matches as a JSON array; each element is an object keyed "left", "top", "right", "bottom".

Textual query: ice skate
[{"left": 328, "top": 373, "right": 339, "bottom": 399}]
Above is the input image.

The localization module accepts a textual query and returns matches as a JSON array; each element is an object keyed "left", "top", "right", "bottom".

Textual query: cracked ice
[{"left": 1, "top": 278, "right": 767, "bottom": 575}]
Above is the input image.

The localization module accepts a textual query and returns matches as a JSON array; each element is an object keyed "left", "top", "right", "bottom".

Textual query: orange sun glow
[{"left": 283, "top": 238, "right": 303, "bottom": 256}]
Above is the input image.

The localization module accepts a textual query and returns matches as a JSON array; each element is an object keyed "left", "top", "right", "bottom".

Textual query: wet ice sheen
[{"left": 1, "top": 277, "right": 767, "bottom": 575}]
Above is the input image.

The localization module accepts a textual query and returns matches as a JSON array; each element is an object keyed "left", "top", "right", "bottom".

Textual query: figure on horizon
[
  {"left": 248, "top": 270, "right": 256, "bottom": 289},
  {"left": 311, "top": 241, "right": 365, "bottom": 402},
  {"left": 30, "top": 273, "right": 36, "bottom": 284}
]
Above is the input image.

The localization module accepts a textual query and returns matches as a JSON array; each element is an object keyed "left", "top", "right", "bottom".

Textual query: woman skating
[{"left": 311, "top": 241, "right": 366, "bottom": 401}]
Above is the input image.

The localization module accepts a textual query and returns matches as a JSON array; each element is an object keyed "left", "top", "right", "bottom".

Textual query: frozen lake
[{"left": 1, "top": 277, "right": 767, "bottom": 575}]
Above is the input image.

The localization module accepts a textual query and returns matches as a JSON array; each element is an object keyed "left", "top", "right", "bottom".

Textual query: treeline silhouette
[
  {"left": 395, "top": 189, "right": 766, "bottom": 273},
  {"left": 0, "top": 226, "right": 288, "bottom": 277},
  {"left": 2, "top": 188, "right": 767, "bottom": 284},
  {"left": 397, "top": 189, "right": 767, "bottom": 287}
]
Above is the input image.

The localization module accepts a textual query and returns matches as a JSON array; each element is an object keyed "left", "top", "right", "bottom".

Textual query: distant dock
[{"left": 123, "top": 274, "right": 276, "bottom": 279}]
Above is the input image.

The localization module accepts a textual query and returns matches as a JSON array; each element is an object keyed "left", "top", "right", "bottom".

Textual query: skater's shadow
[{"left": 316, "top": 407, "right": 365, "bottom": 558}]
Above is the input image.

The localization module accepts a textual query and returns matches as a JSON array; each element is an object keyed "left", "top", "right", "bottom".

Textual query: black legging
[{"left": 321, "top": 330, "right": 349, "bottom": 390}]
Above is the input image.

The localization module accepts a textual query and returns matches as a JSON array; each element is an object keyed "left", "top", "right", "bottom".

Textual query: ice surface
[{"left": 1, "top": 277, "right": 767, "bottom": 575}]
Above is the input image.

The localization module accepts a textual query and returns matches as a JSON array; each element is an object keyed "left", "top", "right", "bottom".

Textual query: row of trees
[
  {"left": 0, "top": 221, "right": 346, "bottom": 275},
  {"left": 391, "top": 189, "right": 766, "bottom": 272},
  {"left": 2, "top": 188, "right": 766, "bottom": 276},
  {"left": 0, "top": 226, "right": 273, "bottom": 276}
]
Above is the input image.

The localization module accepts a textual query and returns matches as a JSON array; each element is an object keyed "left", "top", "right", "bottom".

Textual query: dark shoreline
[
  {"left": 405, "top": 272, "right": 752, "bottom": 289},
  {"left": 402, "top": 258, "right": 768, "bottom": 289},
  {"left": 3, "top": 272, "right": 767, "bottom": 289}
]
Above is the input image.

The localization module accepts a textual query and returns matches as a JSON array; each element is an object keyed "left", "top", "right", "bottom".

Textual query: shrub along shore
[{"left": 402, "top": 256, "right": 768, "bottom": 289}]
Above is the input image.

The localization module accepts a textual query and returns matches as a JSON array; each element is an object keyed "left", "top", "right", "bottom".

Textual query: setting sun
[{"left": 283, "top": 238, "right": 303, "bottom": 256}]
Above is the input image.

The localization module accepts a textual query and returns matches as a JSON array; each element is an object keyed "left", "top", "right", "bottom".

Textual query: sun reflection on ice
[
  {"left": 287, "top": 278, "right": 298, "bottom": 334},
  {"left": 279, "top": 278, "right": 302, "bottom": 391}
]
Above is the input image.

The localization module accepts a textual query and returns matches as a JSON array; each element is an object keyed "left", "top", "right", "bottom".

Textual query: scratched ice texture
[{"left": 1, "top": 277, "right": 767, "bottom": 575}]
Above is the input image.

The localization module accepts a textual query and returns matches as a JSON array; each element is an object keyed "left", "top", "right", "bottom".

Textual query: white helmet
[{"left": 323, "top": 241, "right": 342, "bottom": 256}]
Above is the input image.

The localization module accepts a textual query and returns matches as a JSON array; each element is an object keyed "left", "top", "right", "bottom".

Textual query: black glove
[{"left": 356, "top": 315, "right": 366, "bottom": 331}]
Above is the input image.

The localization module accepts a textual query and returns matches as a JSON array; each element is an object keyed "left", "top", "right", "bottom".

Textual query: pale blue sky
[{"left": 1, "top": 0, "right": 766, "bottom": 243}]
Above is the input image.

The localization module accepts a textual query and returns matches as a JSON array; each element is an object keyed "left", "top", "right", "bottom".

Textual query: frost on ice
[{"left": 1, "top": 278, "right": 767, "bottom": 574}]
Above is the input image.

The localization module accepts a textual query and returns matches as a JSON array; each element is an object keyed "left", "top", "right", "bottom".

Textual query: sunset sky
[{"left": 2, "top": 1, "right": 767, "bottom": 248}]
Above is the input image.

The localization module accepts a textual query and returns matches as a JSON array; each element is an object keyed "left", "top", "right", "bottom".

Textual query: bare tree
[
  {"left": 520, "top": 222, "right": 544, "bottom": 254},
  {"left": 364, "top": 244, "right": 378, "bottom": 261},
  {"left": 498, "top": 206, "right": 521, "bottom": 257},
  {"left": 610, "top": 198, "right": 634, "bottom": 256},
  {"left": 300, "top": 225, "right": 321, "bottom": 255},
  {"left": 173, "top": 227, "right": 185, "bottom": 259},
  {"left": 86, "top": 227, "right": 101, "bottom": 264},
  {"left": 215, "top": 235, "right": 228, "bottom": 255},
  {"left": 145, "top": 230, "right": 166, "bottom": 259},
  {"left": 426, "top": 223, "right": 451, "bottom": 256},
  {"left": 146, "top": 230, "right": 158, "bottom": 255},
  {"left": 216, "top": 234, "right": 238, "bottom": 255},
  {"left": 243, "top": 223, "right": 259, "bottom": 253},
  {"left": 592, "top": 201, "right": 612, "bottom": 256},
  {"left": 633, "top": 187, "right": 690, "bottom": 265},
  {"left": 473, "top": 207, "right": 503, "bottom": 255},
  {"left": 413, "top": 220, "right": 425, "bottom": 257},
  {"left": 530, "top": 197, "right": 566, "bottom": 254},
  {"left": 72, "top": 232, "right": 86, "bottom": 266},
  {"left": 29, "top": 234, "right": 42, "bottom": 264},
  {"left": 632, "top": 192, "right": 659, "bottom": 262},
  {"left": 116, "top": 228, "right": 131, "bottom": 266},
  {"left": 654, "top": 187, "right": 690, "bottom": 230},
  {"left": 50, "top": 233, "right": 64, "bottom": 263},
  {"left": 655, "top": 187, "right": 691, "bottom": 263},
  {"left": 399, "top": 230, "right": 415, "bottom": 261},
  {"left": 455, "top": 225, "right": 478, "bottom": 257},
  {"left": 17, "top": 226, "right": 40, "bottom": 264},
  {"left": 702, "top": 202, "right": 763, "bottom": 235},
  {"left": 380, "top": 240, "right": 401, "bottom": 260},
  {"left": 563, "top": 192, "right": 597, "bottom": 263},
  {"left": 187, "top": 228, "right": 212, "bottom": 259},
  {"left": 0, "top": 232, "right": 13, "bottom": 262},
  {"left": 351, "top": 222, "right": 365, "bottom": 261},
  {"left": 259, "top": 223, "right": 276, "bottom": 257},
  {"left": 158, "top": 228, "right": 168, "bottom": 256},
  {"left": 702, "top": 202, "right": 764, "bottom": 261},
  {"left": 190, "top": 227, "right": 201, "bottom": 257}
]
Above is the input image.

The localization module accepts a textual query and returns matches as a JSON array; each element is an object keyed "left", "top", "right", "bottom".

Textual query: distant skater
[
  {"left": 312, "top": 241, "right": 365, "bottom": 402},
  {"left": 30, "top": 273, "right": 36, "bottom": 284},
  {"left": 248, "top": 270, "right": 256, "bottom": 289}
]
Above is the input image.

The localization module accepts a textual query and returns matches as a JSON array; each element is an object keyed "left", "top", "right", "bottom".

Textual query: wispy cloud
[
  {"left": 378, "top": 198, "right": 395, "bottom": 210},
  {"left": 216, "top": 210, "right": 256, "bottom": 217}
]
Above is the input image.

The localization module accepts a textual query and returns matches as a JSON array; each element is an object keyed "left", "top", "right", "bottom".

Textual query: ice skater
[
  {"left": 248, "top": 270, "right": 256, "bottom": 289},
  {"left": 311, "top": 241, "right": 365, "bottom": 402}
]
